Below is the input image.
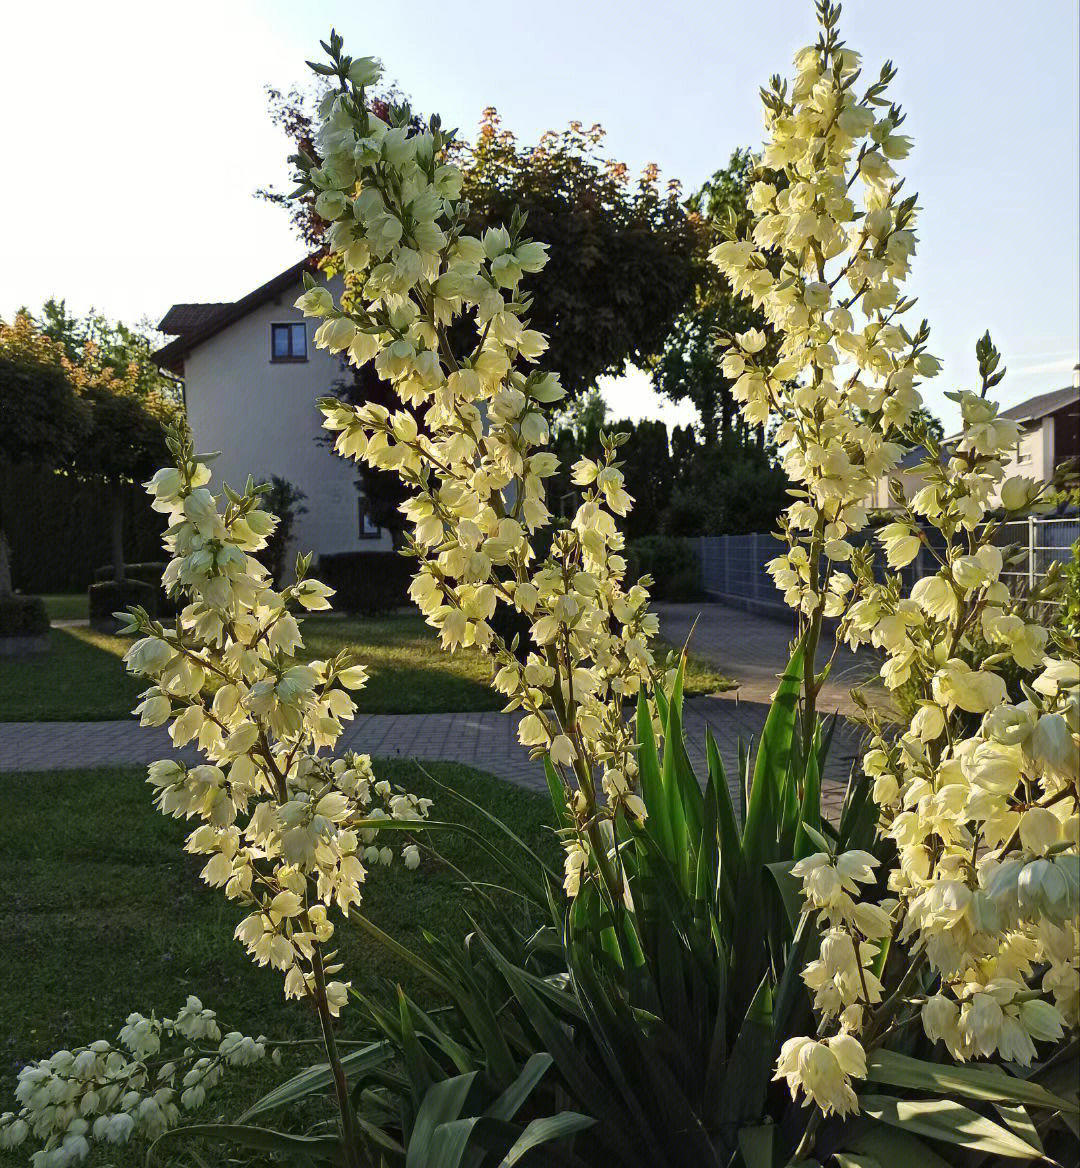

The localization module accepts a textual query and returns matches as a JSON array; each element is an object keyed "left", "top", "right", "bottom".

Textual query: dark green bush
[
  {"left": 92, "top": 561, "right": 167, "bottom": 584},
  {"left": 93, "top": 562, "right": 178, "bottom": 619},
  {"left": 0, "top": 594, "right": 49, "bottom": 637},
  {"left": 87, "top": 578, "right": 156, "bottom": 628},
  {"left": 317, "top": 551, "right": 414, "bottom": 615},
  {"left": 625, "top": 535, "right": 701, "bottom": 601}
]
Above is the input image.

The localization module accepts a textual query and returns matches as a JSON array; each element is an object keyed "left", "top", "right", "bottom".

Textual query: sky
[{"left": 1, "top": 0, "right": 1077, "bottom": 432}]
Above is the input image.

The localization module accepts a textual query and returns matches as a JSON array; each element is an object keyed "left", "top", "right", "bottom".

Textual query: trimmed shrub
[
  {"left": 317, "top": 551, "right": 414, "bottom": 615},
  {"left": 88, "top": 578, "right": 156, "bottom": 630},
  {"left": 93, "top": 562, "right": 178, "bottom": 619},
  {"left": 92, "top": 561, "right": 168, "bottom": 584},
  {"left": 625, "top": 535, "right": 702, "bottom": 601},
  {"left": 0, "top": 594, "right": 49, "bottom": 638}
]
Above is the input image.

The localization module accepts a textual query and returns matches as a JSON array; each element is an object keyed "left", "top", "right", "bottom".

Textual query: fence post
[
  {"left": 1028, "top": 515, "right": 1036, "bottom": 592},
  {"left": 751, "top": 532, "right": 760, "bottom": 602}
]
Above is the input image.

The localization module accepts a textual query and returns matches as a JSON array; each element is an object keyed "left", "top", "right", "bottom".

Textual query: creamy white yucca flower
[
  {"left": 0, "top": 1000, "right": 263, "bottom": 1161},
  {"left": 117, "top": 429, "right": 432, "bottom": 1024},
  {"left": 715, "top": 0, "right": 1078, "bottom": 1120},
  {"left": 0, "top": 429, "right": 439, "bottom": 1164},
  {"left": 288, "top": 34, "right": 680, "bottom": 903}
]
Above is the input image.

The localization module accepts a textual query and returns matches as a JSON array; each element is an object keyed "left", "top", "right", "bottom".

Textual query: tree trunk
[
  {"left": 111, "top": 488, "right": 126, "bottom": 584},
  {"left": 0, "top": 530, "right": 12, "bottom": 599}
]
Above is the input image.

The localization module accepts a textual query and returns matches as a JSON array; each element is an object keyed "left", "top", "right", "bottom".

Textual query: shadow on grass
[{"left": 0, "top": 626, "right": 141, "bottom": 721}]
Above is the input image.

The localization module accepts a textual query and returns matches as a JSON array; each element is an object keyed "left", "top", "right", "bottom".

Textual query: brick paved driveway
[{"left": 2, "top": 603, "right": 871, "bottom": 817}]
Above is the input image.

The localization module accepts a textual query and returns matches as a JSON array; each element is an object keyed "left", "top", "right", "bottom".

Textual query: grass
[
  {"left": 0, "top": 626, "right": 145, "bottom": 721},
  {"left": 0, "top": 761, "right": 556, "bottom": 1164},
  {"left": 0, "top": 613, "right": 734, "bottom": 722},
  {"left": 41, "top": 593, "right": 89, "bottom": 622}
]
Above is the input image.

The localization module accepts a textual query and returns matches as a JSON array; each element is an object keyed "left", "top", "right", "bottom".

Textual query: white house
[{"left": 155, "top": 259, "right": 392, "bottom": 558}]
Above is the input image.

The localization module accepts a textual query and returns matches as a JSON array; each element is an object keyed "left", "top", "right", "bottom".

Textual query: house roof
[
  {"left": 158, "top": 303, "right": 232, "bottom": 336},
  {"left": 154, "top": 258, "right": 316, "bottom": 374},
  {"left": 997, "top": 384, "right": 1079, "bottom": 426}
]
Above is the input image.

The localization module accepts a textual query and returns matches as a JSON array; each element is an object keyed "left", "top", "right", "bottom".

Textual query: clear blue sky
[{"left": 1, "top": 0, "right": 1076, "bottom": 430}]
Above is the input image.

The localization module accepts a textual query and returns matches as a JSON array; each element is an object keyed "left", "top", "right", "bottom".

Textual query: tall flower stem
[{"left": 310, "top": 943, "right": 367, "bottom": 1168}]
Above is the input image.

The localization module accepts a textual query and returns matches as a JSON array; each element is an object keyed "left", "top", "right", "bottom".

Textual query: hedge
[
  {"left": 0, "top": 594, "right": 49, "bottom": 638},
  {"left": 93, "top": 561, "right": 178, "bottom": 619},
  {"left": 0, "top": 462, "right": 164, "bottom": 592},
  {"left": 88, "top": 578, "right": 156, "bottom": 629},
  {"left": 317, "top": 550, "right": 415, "bottom": 615},
  {"left": 625, "top": 535, "right": 702, "bottom": 601}
]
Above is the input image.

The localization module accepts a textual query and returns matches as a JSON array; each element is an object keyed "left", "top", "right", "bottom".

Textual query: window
[
  {"left": 358, "top": 498, "right": 381, "bottom": 539},
  {"left": 270, "top": 322, "right": 307, "bottom": 362}
]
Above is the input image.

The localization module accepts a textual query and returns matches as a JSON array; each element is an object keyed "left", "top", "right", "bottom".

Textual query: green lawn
[
  {"left": 0, "top": 626, "right": 145, "bottom": 721},
  {"left": 41, "top": 592, "right": 89, "bottom": 622},
  {"left": 1, "top": 614, "right": 733, "bottom": 722},
  {"left": 0, "top": 761, "right": 555, "bottom": 1163}
]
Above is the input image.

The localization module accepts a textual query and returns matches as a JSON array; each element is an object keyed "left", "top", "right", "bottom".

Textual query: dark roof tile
[{"left": 158, "top": 303, "right": 232, "bottom": 335}]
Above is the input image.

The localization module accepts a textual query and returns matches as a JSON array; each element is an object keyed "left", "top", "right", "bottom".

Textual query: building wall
[
  {"left": 183, "top": 277, "right": 392, "bottom": 562},
  {"left": 1001, "top": 422, "right": 1053, "bottom": 484}
]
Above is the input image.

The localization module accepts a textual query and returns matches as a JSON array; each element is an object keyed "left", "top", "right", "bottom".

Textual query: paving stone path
[{"left": 2, "top": 603, "right": 874, "bottom": 816}]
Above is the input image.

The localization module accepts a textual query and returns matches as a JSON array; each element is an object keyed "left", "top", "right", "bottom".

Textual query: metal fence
[
  {"left": 991, "top": 516, "right": 1080, "bottom": 592},
  {"left": 698, "top": 516, "right": 1079, "bottom": 619}
]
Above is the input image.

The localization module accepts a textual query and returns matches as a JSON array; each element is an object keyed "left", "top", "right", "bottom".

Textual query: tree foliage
[
  {"left": 263, "top": 93, "right": 701, "bottom": 395},
  {"left": 0, "top": 316, "right": 89, "bottom": 469},
  {"left": 0, "top": 310, "right": 180, "bottom": 582},
  {"left": 651, "top": 150, "right": 774, "bottom": 441},
  {"left": 266, "top": 88, "right": 703, "bottom": 538}
]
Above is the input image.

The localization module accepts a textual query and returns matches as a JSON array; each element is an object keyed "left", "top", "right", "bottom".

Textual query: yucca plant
[{"left": 204, "top": 644, "right": 1075, "bottom": 1168}]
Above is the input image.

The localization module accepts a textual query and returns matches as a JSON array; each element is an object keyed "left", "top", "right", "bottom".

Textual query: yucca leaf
[
  {"left": 994, "top": 1104, "right": 1045, "bottom": 1155},
  {"left": 705, "top": 728, "right": 741, "bottom": 939},
  {"left": 543, "top": 756, "right": 572, "bottom": 830},
  {"left": 716, "top": 977, "right": 773, "bottom": 1135},
  {"left": 406, "top": 1073, "right": 479, "bottom": 1168},
  {"left": 637, "top": 691, "right": 673, "bottom": 861},
  {"left": 485, "top": 1052, "right": 554, "bottom": 1122},
  {"left": 794, "top": 720, "right": 822, "bottom": 858},
  {"left": 400, "top": 991, "right": 476, "bottom": 1077},
  {"left": 771, "top": 911, "right": 815, "bottom": 1044},
  {"left": 237, "top": 1040, "right": 391, "bottom": 1121},
  {"left": 858, "top": 1094, "right": 1044, "bottom": 1158},
  {"left": 398, "top": 989, "right": 436, "bottom": 1107},
  {"left": 660, "top": 661, "right": 691, "bottom": 879},
  {"left": 835, "top": 1124, "right": 956, "bottom": 1168},
  {"left": 662, "top": 656, "right": 705, "bottom": 877},
  {"left": 729, "top": 641, "right": 804, "bottom": 1019},
  {"left": 865, "top": 1049, "right": 1079, "bottom": 1113},
  {"left": 737, "top": 1122, "right": 776, "bottom": 1168},
  {"left": 148, "top": 1124, "right": 341, "bottom": 1165},
  {"left": 476, "top": 932, "right": 634, "bottom": 1156},
  {"left": 499, "top": 1112, "right": 595, "bottom": 1165}
]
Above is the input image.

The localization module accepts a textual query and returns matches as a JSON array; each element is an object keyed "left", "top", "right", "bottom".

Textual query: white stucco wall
[
  {"left": 1000, "top": 422, "right": 1053, "bottom": 484},
  {"left": 183, "top": 277, "right": 392, "bottom": 561}
]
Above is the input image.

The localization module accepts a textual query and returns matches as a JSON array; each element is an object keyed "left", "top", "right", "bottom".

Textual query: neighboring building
[
  {"left": 868, "top": 368, "right": 1079, "bottom": 510},
  {"left": 155, "top": 260, "right": 392, "bottom": 560},
  {"left": 993, "top": 371, "right": 1080, "bottom": 486}
]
